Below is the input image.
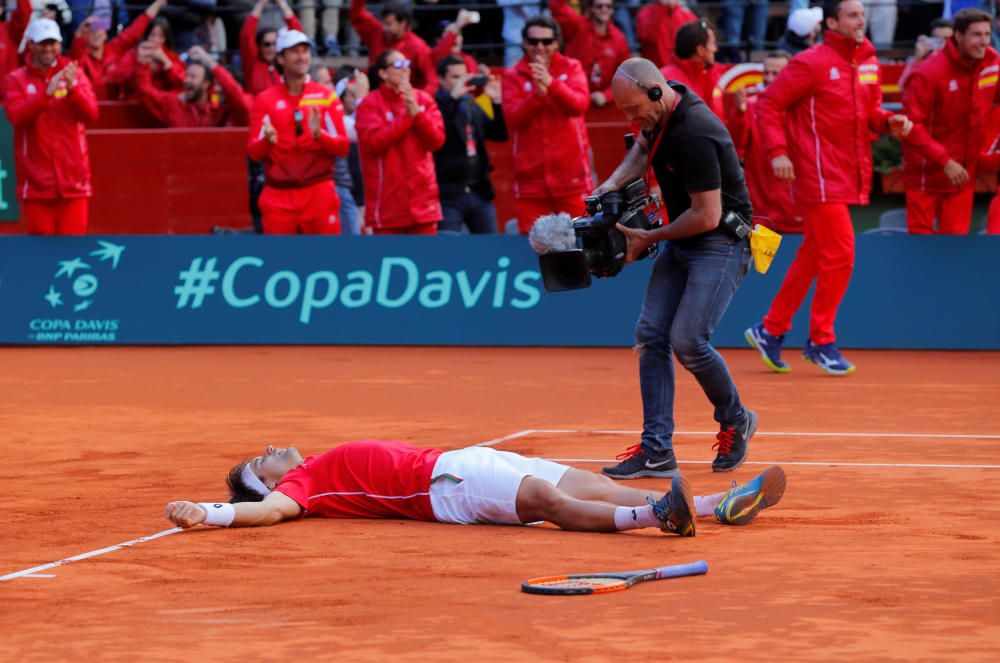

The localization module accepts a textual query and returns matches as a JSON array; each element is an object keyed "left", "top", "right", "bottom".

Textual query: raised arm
[
  {"left": 164, "top": 491, "right": 303, "bottom": 529},
  {"left": 349, "top": 0, "right": 383, "bottom": 49},
  {"left": 548, "top": 0, "right": 587, "bottom": 43}
]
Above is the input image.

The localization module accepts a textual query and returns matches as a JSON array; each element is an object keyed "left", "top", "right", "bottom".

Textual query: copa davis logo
[
  {"left": 173, "top": 255, "right": 543, "bottom": 323},
  {"left": 28, "top": 240, "right": 125, "bottom": 342}
]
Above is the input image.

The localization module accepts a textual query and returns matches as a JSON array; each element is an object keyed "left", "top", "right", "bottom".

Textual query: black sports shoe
[
  {"left": 648, "top": 475, "right": 695, "bottom": 536},
  {"left": 602, "top": 443, "right": 679, "bottom": 480},
  {"left": 712, "top": 409, "right": 758, "bottom": 472}
]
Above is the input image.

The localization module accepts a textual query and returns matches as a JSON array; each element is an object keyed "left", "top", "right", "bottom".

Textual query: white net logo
[{"left": 43, "top": 241, "right": 125, "bottom": 312}]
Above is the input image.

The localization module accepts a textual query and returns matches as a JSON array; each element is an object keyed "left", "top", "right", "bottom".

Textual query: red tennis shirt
[{"left": 274, "top": 440, "right": 443, "bottom": 521}]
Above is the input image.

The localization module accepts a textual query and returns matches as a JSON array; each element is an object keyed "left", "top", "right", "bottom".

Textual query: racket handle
[{"left": 656, "top": 560, "right": 709, "bottom": 579}]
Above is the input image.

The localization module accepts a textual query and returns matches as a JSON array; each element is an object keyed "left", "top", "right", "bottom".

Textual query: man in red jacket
[
  {"left": 136, "top": 46, "right": 250, "bottom": 128},
  {"left": 0, "top": 0, "right": 31, "bottom": 101},
  {"left": 659, "top": 19, "right": 725, "bottom": 119},
  {"left": 240, "top": 0, "right": 303, "bottom": 96},
  {"left": 69, "top": 0, "right": 166, "bottom": 100},
  {"left": 356, "top": 49, "right": 445, "bottom": 235},
  {"left": 637, "top": 0, "right": 698, "bottom": 68},
  {"left": 902, "top": 8, "right": 999, "bottom": 235},
  {"left": 3, "top": 18, "right": 98, "bottom": 235},
  {"left": 246, "top": 29, "right": 350, "bottom": 234},
  {"left": 727, "top": 51, "right": 801, "bottom": 233},
  {"left": 549, "top": 0, "right": 631, "bottom": 108},
  {"left": 349, "top": 0, "right": 436, "bottom": 92},
  {"left": 502, "top": 15, "right": 593, "bottom": 233},
  {"left": 744, "top": 0, "right": 912, "bottom": 376}
]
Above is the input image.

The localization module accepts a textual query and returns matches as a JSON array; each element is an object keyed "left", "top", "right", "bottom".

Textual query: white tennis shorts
[{"left": 429, "top": 448, "right": 571, "bottom": 525}]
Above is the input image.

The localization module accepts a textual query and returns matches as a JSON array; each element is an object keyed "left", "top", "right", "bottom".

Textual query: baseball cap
[
  {"left": 26, "top": 18, "right": 63, "bottom": 43},
  {"left": 275, "top": 28, "right": 311, "bottom": 53},
  {"left": 787, "top": 7, "right": 823, "bottom": 38}
]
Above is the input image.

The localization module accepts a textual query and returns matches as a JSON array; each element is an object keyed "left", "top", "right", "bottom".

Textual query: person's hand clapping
[
  {"left": 164, "top": 501, "right": 208, "bottom": 529},
  {"left": 591, "top": 90, "right": 607, "bottom": 107},
  {"left": 530, "top": 58, "right": 551, "bottom": 94},
  {"left": 62, "top": 61, "right": 79, "bottom": 88},
  {"left": 308, "top": 107, "right": 322, "bottom": 138},
  {"left": 187, "top": 45, "right": 216, "bottom": 69},
  {"left": 399, "top": 80, "right": 419, "bottom": 116},
  {"left": 263, "top": 116, "right": 278, "bottom": 144}
]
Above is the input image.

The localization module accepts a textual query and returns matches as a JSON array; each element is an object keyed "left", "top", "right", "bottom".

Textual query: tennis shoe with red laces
[
  {"left": 712, "top": 409, "right": 758, "bottom": 472},
  {"left": 602, "top": 443, "right": 679, "bottom": 479}
]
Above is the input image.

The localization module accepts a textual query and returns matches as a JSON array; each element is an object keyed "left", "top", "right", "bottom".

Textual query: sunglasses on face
[
  {"left": 525, "top": 37, "right": 555, "bottom": 46},
  {"left": 261, "top": 41, "right": 276, "bottom": 47},
  {"left": 390, "top": 58, "right": 411, "bottom": 69},
  {"left": 593, "top": 3, "right": 614, "bottom": 9}
]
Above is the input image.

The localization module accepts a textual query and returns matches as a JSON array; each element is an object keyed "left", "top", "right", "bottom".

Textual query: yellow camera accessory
[{"left": 749, "top": 225, "right": 782, "bottom": 274}]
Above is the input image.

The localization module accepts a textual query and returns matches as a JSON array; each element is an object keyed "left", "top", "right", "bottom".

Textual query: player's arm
[{"left": 164, "top": 491, "right": 302, "bottom": 529}]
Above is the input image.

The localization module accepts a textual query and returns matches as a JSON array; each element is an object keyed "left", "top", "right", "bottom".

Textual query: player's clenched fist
[{"left": 165, "top": 501, "right": 208, "bottom": 528}]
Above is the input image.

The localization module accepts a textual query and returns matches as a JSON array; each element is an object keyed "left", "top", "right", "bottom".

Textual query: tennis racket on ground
[{"left": 521, "top": 560, "right": 709, "bottom": 595}]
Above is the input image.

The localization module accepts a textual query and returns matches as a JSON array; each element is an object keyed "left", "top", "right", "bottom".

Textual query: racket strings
[{"left": 533, "top": 577, "right": 624, "bottom": 589}]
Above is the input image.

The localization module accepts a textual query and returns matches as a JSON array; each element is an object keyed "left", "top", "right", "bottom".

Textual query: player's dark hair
[
  {"left": 227, "top": 460, "right": 266, "bottom": 504},
  {"left": 436, "top": 54, "right": 466, "bottom": 78},
  {"left": 930, "top": 18, "right": 954, "bottom": 32},
  {"left": 144, "top": 16, "right": 176, "bottom": 51},
  {"left": 369, "top": 49, "right": 403, "bottom": 91},
  {"left": 381, "top": 1, "right": 413, "bottom": 26},
  {"left": 333, "top": 64, "right": 358, "bottom": 85},
  {"left": 522, "top": 14, "right": 563, "bottom": 48},
  {"left": 675, "top": 20, "right": 712, "bottom": 60},
  {"left": 953, "top": 8, "right": 992, "bottom": 34}
]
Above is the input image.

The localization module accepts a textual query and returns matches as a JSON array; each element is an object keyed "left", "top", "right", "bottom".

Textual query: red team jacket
[
  {"left": 502, "top": 52, "right": 593, "bottom": 200},
  {"left": 110, "top": 46, "right": 186, "bottom": 97},
  {"left": 355, "top": 84, "right": 445, "bottom": 229},
  {"left": 902, "top": 38, "right": 1000, "bottom": 194},
  {"left": 659, "top": 55, "right": 725, "bottom": 119},
  {"left": 136, "top": 63, "right": 250, "bottom": 128},
  {"left": 239, "top": 13, "right": 304, "bottom": 95},
  {"left": 756, "top": 30, "right": 893, "bottom": 205},
  {"left": 3, "top": 57, "right": 98, "bottom": 200},
  {"left": 274, "top": 440, "right": 444, "bottom": 521},
  {"left": 349, "top": 0, "right": 436, "bottom": 92},
  {"left": 0, "top": 0, "right": 31, "bottom": 100},
  {"left": 549, "top": 0, "right": 631, "bottom": 100},
  {"left": 247, "top": 79, "right": 351, "bottom": 188},
  {"left": 636, "top": 1, "right": 697, "bottom": 68},
  {"left": 69, "top": 13, "right": 151, "bottom": 100},
  {"left": 428, "top": 31, "right": 479, "bottom": 74}
]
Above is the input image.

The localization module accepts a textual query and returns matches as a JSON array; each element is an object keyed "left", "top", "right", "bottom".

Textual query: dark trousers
[{"left": 439, "top": 190, "right": 499, "bottom": 234}]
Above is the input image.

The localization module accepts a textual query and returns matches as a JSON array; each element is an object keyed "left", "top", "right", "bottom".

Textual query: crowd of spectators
[{"left": 2, "top": 0, "right": 1000, "bottom": 236}]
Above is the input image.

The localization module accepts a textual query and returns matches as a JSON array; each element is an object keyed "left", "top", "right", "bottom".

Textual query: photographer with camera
[{"left": 596, "top": 57, "right": 757, "bottom": 479}]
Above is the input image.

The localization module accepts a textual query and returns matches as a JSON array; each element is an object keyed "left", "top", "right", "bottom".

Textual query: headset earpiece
[{"left": 647, "top": 85, "right": 662, "bottom": 102}]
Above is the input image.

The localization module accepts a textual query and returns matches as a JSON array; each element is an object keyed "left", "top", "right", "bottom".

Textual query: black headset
[{"left": 617, "top": 68, "right": 662, "bottom": 101}]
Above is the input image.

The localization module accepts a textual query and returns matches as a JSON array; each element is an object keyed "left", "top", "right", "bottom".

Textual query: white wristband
[{"left": 198, "top": 502, "right": 236, "bottom": 527}]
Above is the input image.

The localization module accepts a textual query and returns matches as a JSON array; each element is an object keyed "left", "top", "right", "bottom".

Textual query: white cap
[
  {"left": 26, "top": 18, "right": 63, "bottom": 43},
  {"left": 787, "top": 7, "right": 823, "bottom": 38},
  {"left": 276, "top": 28, "right": 311, "bottom": 53}
]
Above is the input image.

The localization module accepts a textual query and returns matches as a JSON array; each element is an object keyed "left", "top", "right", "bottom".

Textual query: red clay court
[{"left": 2, "top": 346, "right": 999, "bottom": 660}]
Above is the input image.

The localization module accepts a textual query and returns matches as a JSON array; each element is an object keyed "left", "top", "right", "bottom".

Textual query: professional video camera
[{"left": 529, "top": 179, "right": 663, "bottom": 292}]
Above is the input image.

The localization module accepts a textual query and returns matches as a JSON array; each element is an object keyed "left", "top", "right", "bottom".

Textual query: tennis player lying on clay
[{"left": 164, "top": 440, "right": 786, "bottom": 535}]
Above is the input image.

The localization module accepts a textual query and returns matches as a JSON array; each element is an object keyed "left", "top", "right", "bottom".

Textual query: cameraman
[{"left": 596, "top": 58, "right": 756, "bottom": 479}]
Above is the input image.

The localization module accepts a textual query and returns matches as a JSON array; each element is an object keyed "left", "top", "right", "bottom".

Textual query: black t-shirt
[{"left": 642, "top": 82, "right": 753, "bottom": 233}]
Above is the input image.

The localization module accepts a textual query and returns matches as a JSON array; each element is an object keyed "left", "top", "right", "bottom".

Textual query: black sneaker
[
  {"left": 648, "top": 475, "right": 695, "bottom": 536},
  {"left": 602, "top": 443, "right": 679, "bottom": 480},
  {"left": 712, "top": 409, "right": 758, "bottom": 472}
]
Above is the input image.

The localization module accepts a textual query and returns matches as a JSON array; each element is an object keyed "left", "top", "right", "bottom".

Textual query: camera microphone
[{"left": 528, "top": 213, "right": 576, "bottom": 255}]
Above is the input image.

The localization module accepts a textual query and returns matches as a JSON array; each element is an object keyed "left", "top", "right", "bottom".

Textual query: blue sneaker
[
  {"left": 648, "top": 475, "right": 695, "bottom": 536},
  {"left": 714, "top": 465, "right": 787, "bottom": 526},
  {"left": 803, "top": 340, "right": 856, "bottom": 376},
  {"left": 745, "top": 323, "right": 790, "bottom": 373}
]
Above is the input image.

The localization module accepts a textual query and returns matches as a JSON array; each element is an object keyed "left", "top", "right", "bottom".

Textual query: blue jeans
[
  {"left": 720, "top": 0, "right": 769, "bottom": 62},
  {"left": 439, "top": 190, "right": 499, "bottom": 234},
  {"left": 336, "top": 183, "right": 360, "bottom": 235},
  {"left": 636, "top": 233, "right": 751, "bottom": 454}
]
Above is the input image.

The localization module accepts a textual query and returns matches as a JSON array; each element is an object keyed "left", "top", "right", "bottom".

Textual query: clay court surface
[{"left": 2, "top": 346, "right": 999, "bottom": 661}]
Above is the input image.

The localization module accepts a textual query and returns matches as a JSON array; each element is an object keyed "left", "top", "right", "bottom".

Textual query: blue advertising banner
[{"left": 0, "top": 235, "right": 997, "bottom": 348}]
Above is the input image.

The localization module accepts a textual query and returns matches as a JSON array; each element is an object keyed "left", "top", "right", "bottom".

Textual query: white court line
[
  {"left": 473, "top": 429, "right": 540, "bottom": 447},
  {"left": 526, "top": 428, "right": 1000, "bottom": 440},
  {"left": 0, "top": 528, "right": 182, "bottom": 582},
  {"left": 546, "top": 458, "right": 1000, "bottom": 470},
  {"left": 22, "top": 574, "right": 56, "bottom": 578}
]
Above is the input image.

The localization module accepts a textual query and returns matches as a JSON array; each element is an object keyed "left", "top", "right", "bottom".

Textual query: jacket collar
[
  {"left": 669, "top": 54, "right": 710, "bottom": 81},
  {"left": 822, "top": 29, "right": 874, "bottom": 62}
]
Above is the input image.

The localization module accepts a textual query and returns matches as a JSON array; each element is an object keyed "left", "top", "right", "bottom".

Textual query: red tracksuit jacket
[
  {"left": 660, "top": 55, "right": 726, "bottom": 119},
  {"left": 239, "top": 13, "right": 304, "bottom": 96},
  {"left": 902, "top": 38, "right": 1000, "bottom": 194},
  {"left": 502, "top": 52, "right": 593, "bottom": 200},
  {"left": 69, "top": 13, "right": 150, "bottom": 100},
  {"left": 3, "top": 57, "right": 99, "bottom": 200},
  {"left": 636, "top": 2, "right": 697, "bottom": 68},
  {"left": 0, "top": 0, "right": 31, "bottom": 100},
  {"left": 756, "top": 30, "right": 893, "bottom": 205},
  {"left": 550, "top": 0, "right": 631, "bottom": 99},
  {"left": 137, "top": 63, "right": 251, "bottom": 128},
  {"left": 349, "top": 0, "right": 436, "bottom": 92},
  {"left": 355, "top": 84, "right": 445, "bottom": 229},
  {"left": 247, "top": 79, "right": 350, "bottom": 188}
]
